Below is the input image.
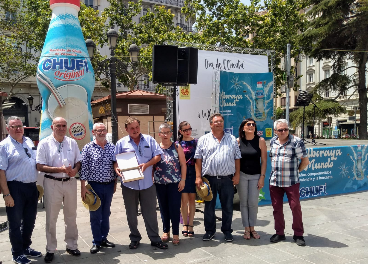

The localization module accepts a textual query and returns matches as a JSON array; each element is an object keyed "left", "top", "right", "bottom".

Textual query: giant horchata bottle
[{"left": 37, "top": 0, "right": 95, "bottom": 150}]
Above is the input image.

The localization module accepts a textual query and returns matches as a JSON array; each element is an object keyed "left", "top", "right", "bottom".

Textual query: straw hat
[
  {"left": 82, "top": 184, "right": 101, "bottom": 211},
  {"left": 196, "top": 177, "right": 213, "bottom": 201},
  {"left": 36, "top": 185, "right": 44, "bottom": 201}
]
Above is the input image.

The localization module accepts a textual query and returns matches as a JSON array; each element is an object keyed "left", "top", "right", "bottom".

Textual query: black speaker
[
  {"left": 177, "top": 47, "right": 198, "bottom": 85},
  {"left": 152, "top": 45, "right": 178, "bottom": 84}
]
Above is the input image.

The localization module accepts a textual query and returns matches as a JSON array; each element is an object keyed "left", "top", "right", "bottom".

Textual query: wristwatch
[{"left": 3, "top": 193, "right": 11, "bottom": 198}]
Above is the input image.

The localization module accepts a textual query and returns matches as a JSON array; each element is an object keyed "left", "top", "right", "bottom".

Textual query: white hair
[
  {"left": 93, "top": 123, "right": 106, "bottom": 130},
  {"left": 274, "top": 119, "right": 289, "bottom": 130},
  {"left": 7, "top": 116, "right": 22, "bottom": 127},
  {"left": 159, "top": 123, "right": 172, "bottom": 132}
]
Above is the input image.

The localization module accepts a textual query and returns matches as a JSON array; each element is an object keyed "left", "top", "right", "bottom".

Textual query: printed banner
[
  {"left": 257, "top": 145, "right": 368, "bottom": 205},
  {"left": 220, "top": 72, "right": 274, "bottom": 139}
]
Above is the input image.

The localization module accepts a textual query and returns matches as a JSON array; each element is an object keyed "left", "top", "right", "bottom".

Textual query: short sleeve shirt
[
  {"left": 0, "top": 136, "right": 37, "bottom": 183},
  {"left": 36, "top": 135, "right": 82, "bottom": 178},
  {"left": 194, "top": 132, "right": 241, "bottom": 176},
  {"left": 269, "top": 134, "right": 308, "bottom": 187},
  {"left": 114, "top": 134, "right": 163, "bottom": 190},
  {"left": 80, "top": 141, "right": 117, "bottom": 182}
]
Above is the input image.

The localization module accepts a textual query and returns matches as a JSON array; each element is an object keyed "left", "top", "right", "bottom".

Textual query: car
[{"left": 24, "top": 127, "right": 40, "bottom": 146}]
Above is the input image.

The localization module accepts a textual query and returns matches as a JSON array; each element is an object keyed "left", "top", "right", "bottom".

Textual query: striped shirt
[
  {"left": 80, "top": 141, "right": 117, "bottom": 183},
  {"left": 194, "top": 132, "right": 241, "bottom": 176},
  {"left": 0, "top": 136, "right": 37, "bottom": 183},
  {"left": 269, "top": 134, "right": 307, "bottom": 187}
]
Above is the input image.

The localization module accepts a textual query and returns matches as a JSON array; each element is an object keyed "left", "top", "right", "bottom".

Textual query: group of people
[{"left": 0, "top": 113, "right": 309, "bottom": 264}]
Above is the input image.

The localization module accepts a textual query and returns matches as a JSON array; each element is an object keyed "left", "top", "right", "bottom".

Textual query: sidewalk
[{"left": 0, "top": 183, "right": 367, "bottom": 264}]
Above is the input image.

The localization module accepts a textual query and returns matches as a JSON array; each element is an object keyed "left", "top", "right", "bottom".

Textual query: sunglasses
[
  {"left": 182, "top": 128, "right": 192, "bottom": 133},
  {"left": 246, "top": 123, "right": 256, "bottom": 127},
  {"left": 24, "top": 148, "right": 31, "bottom": 158},
  {"left": 276, "top": 128, "right": 289, "bottom": 132}
]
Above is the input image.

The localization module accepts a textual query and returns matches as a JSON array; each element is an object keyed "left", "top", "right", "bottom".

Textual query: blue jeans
[
  {"left": 89, "top": 181, "right": 115, "bottom": 246},
  {"left": 204, "top": 175, "right": 234, "bottom": 234},
  {"left": 6, "top": 181, "right": 38, "bottom": 258},
  {"left": 156, "top": 182, "right": 181, "bottom": 235}
]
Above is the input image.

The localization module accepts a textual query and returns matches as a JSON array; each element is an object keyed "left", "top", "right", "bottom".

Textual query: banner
[
  {"left": 220, "top": 72, "right": 274, "bottom": 138},
  {"left": 257, "top": 145, "right": 368, "bottom": 205},
  {"left": 177, "top": 50, "right": 269, "bottom": 138}
]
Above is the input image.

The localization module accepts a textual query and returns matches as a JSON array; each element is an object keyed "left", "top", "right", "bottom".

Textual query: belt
[
  {"left": 45, "top": 174, "right": 71, "bottom": 182},
  {"left": 89, "top": 180, "right": 115, "bottom": 185},
  {"left": 205, "top": 174, "right": 233, "bottom": 179}
]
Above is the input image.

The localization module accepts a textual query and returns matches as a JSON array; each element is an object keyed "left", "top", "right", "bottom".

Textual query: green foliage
[
  {"left": 299, "top": 0, "right": 368, "bottom": 139},
  {"left": 275, "top": 107, "right": 284, "bottom": 119}
]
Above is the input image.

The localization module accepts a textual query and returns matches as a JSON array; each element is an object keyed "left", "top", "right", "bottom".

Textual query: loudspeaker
[
  {"left": 152, "top": 45, "right": 178, "bottom": 84},
  {"left": 177, "top": 47, "right": 198, "bottom": 85}
]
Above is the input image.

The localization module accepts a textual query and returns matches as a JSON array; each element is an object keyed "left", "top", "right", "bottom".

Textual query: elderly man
[
  {"left": 36, "top": 117, "right": 82, "bottom": 263},
  {"left": 80, "top": 123, "right": 117, "bottom": 254},
  {"left": 269, "top": 119, "right": 309, "bottom": 246},
  {"left": 114, "top": 117, "right": 167, "bottom": 250},
  {"left": 195, "top": 113, "right": 241, "bottom": 242},
  {"left": 0, "top": 116, "right": 42, "bottom": 264}
]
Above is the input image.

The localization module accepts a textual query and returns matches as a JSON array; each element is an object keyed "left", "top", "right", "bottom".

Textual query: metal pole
[
  {"left": 313, "top": 104, "right": 316, "bottom": 138},
  {"left": 354, "top": 106, "right": 357, "bottom": 137},
  {"left": 110, "top": 48, "right": 118, "bottom": 144},
  {"left": 302, "top": 105, "right": 305, "bottom": 140},
  {"left": 285, "top": 44, "right": 291, "bottom": 123},
  {"left": 172, "top": 85, "right": 177, "bottom": 142}
]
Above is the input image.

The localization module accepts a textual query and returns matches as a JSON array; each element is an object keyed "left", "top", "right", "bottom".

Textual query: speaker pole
[{"left": 173, "top": 85, "right": 178, "bottom": 142}]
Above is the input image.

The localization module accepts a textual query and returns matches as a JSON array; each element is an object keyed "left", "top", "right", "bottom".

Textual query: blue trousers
[
  {"left": 204, "top": 176, "right": 234, "bottom": 234},
  {"left": 6, "top": 181, "right": 38, "bottom": 258},
  {"left": 89, "top": 181, "right": 115, "bottom": 246},
  {"left": 156, "top": 182, "right": 181, "bottom": 235}
]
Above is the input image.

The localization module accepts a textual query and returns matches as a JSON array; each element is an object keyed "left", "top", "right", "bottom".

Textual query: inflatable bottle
[
  {"left": 37, "top": 0, "right": 94, "bottom": 150},
  {"left": 254, "top": 81, "right": 265, "bottom": 120}
]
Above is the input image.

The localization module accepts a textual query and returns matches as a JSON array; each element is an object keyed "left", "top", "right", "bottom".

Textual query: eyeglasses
[
  {"left": 182, "top": 128, "right": 192, "bottom": 133},
  {"left": 58, "top": 143, "right": 63, "bottom": 153},
  {"left": 55, "top": 124, "right": 66, "bottom": 128},
  {"left": 138, "top": 145, "right": 142, "bottom": 156},
  {"left": 276, "top": 128, "right": 289, "bottom": 132},
  {"left": 160, "top": 131, "right": 172, "bottom": 136},
  {"left": 94, "top": 129, "right": 107, "bottom": 133},
  {"left": 24, "top": 148, "right": 31, "bottom": 158},
  {"left": 246, "top": 123, "right": 256, "bottom": 127},
  {"left": 213, "top": 120, "right": 224, "bottom": 124},
  {"left": 9, "top": 125, "right": 23, "bottom": 130}
]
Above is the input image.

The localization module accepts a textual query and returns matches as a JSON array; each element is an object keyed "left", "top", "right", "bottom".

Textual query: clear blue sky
[{"left": 240, "top": 0, "right": 264, "bottom": 6}]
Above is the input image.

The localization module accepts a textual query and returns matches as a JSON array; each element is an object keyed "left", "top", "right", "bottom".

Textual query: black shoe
[
  {"left": 293, "top": 235, "right": 306, "bottom": 246},
  {"left": 90, "top": 245, "right": 101, "bottom": 254},
  {"left": 202, "top": 232, "right": 215, "bottom": 241},
  {"left": 224, "top": 232, "right": 233, "bottom": 242},
  {"left": 270, "top": 234, "right": 286, "bottom": 243},
  {"left": 66, "top": 248, "right": 81, "bottom": 256},
  {"left": 101, "top": 239, "right": 115, "bottom": 248},
  {"left": 44, "top": 252, "right": 54, "bottom": 263},
  {"left": 150, "top": 241, "right": 168, "bottom": 249}
]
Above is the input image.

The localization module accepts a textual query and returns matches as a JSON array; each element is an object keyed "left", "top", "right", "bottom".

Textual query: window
[
  {"left": 143, "top": 8, "right": 148, "bottom": 16},
  {"left": 281, "top": 97, "right": 286, "bottom": 107},
  {"left": 308, "top": 57, "right": 314, "bottom": 66},
  {"left": 324, "top": 69, "right": 330, "bottom": 79},
  {"left": 325, "top": 91, "right": 329, "bottom": 98},
  {"left": 308, "top": 73, "right": 314, "bottom": 83},
  {"left": 84, "top": 0, "right": 93, "bottom": 7}
]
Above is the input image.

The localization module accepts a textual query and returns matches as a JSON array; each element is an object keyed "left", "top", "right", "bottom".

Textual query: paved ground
[{"left": 0, "top": 183, "right": 368, "bottom": 264}]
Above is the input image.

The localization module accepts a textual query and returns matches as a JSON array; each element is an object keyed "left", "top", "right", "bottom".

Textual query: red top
[{"left": 50, "top": 0, "right": 80, "bottom": 8}]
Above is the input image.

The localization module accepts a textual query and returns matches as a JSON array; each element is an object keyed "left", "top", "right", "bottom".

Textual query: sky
[{"left": 240, "top": 0, "right": 264, "bottom": 6}]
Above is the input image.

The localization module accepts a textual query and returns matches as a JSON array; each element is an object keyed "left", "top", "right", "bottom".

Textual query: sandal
[
  {"left": 161, "top": 233, "right": 170, "bottom": 243},
  {"left": 182, "top": 225, "right": 188, "bottom": 237},
  {"left": 188, "top": 225, "right": 194, "bottom": 237},
  {"left": 129, "top": 241, "right": 140, "bottom": 249},
  {"left": 243, "top": 230, "right": 251, "bottom": 240},
  {"left": 250, "top": 230, "right": 260, "bottom": 239},
  {"left": 151, "top": 241, "right": 168, "bottom": 249},
  {"left": 172, "top": 236, "right": 180, "bottom": 245}
]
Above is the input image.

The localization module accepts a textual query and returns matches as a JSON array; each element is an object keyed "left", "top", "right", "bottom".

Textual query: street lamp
[
  {"left": 27, "top": 95, "right": 41, "bottom": 113},
  {"left": 86, "top": 28, "right": 140, "bottom": 144}
]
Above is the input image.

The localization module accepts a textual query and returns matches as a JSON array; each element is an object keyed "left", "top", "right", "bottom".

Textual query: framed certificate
[{"left": 116, "top": 152, "right": 144, "bottom": 182}]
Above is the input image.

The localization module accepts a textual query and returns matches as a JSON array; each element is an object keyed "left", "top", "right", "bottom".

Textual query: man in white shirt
[{"left": 36, "top": 117, "right": 82, "bottom": 263}]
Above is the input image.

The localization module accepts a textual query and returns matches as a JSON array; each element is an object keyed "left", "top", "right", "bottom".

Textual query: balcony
[{"left": 144, "top": 0, "right": 184, "bottom": 8}]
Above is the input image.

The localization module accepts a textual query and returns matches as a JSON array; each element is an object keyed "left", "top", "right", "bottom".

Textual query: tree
[{"left": 299, "top": 0, "right": 368, "bottom": 139}]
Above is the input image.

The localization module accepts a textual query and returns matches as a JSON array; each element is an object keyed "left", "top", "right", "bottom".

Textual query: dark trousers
[
  {"left": 270, "top": 183, "right": 304, "bottom": 236},
  {"left": 155, "top": 182, "right": 181, "bottom": 235},
  {"left": 6, "top": 181, "right": 38, "bottom": 258},
  {"left": 121, "top": 184, "right": 161, "bottom": 243},
  {"left": 204, "top": 176, "right": 234, "bottom": 234},
  {"left": 89, "top": 181, "right": 115, "bottom": 246}
]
